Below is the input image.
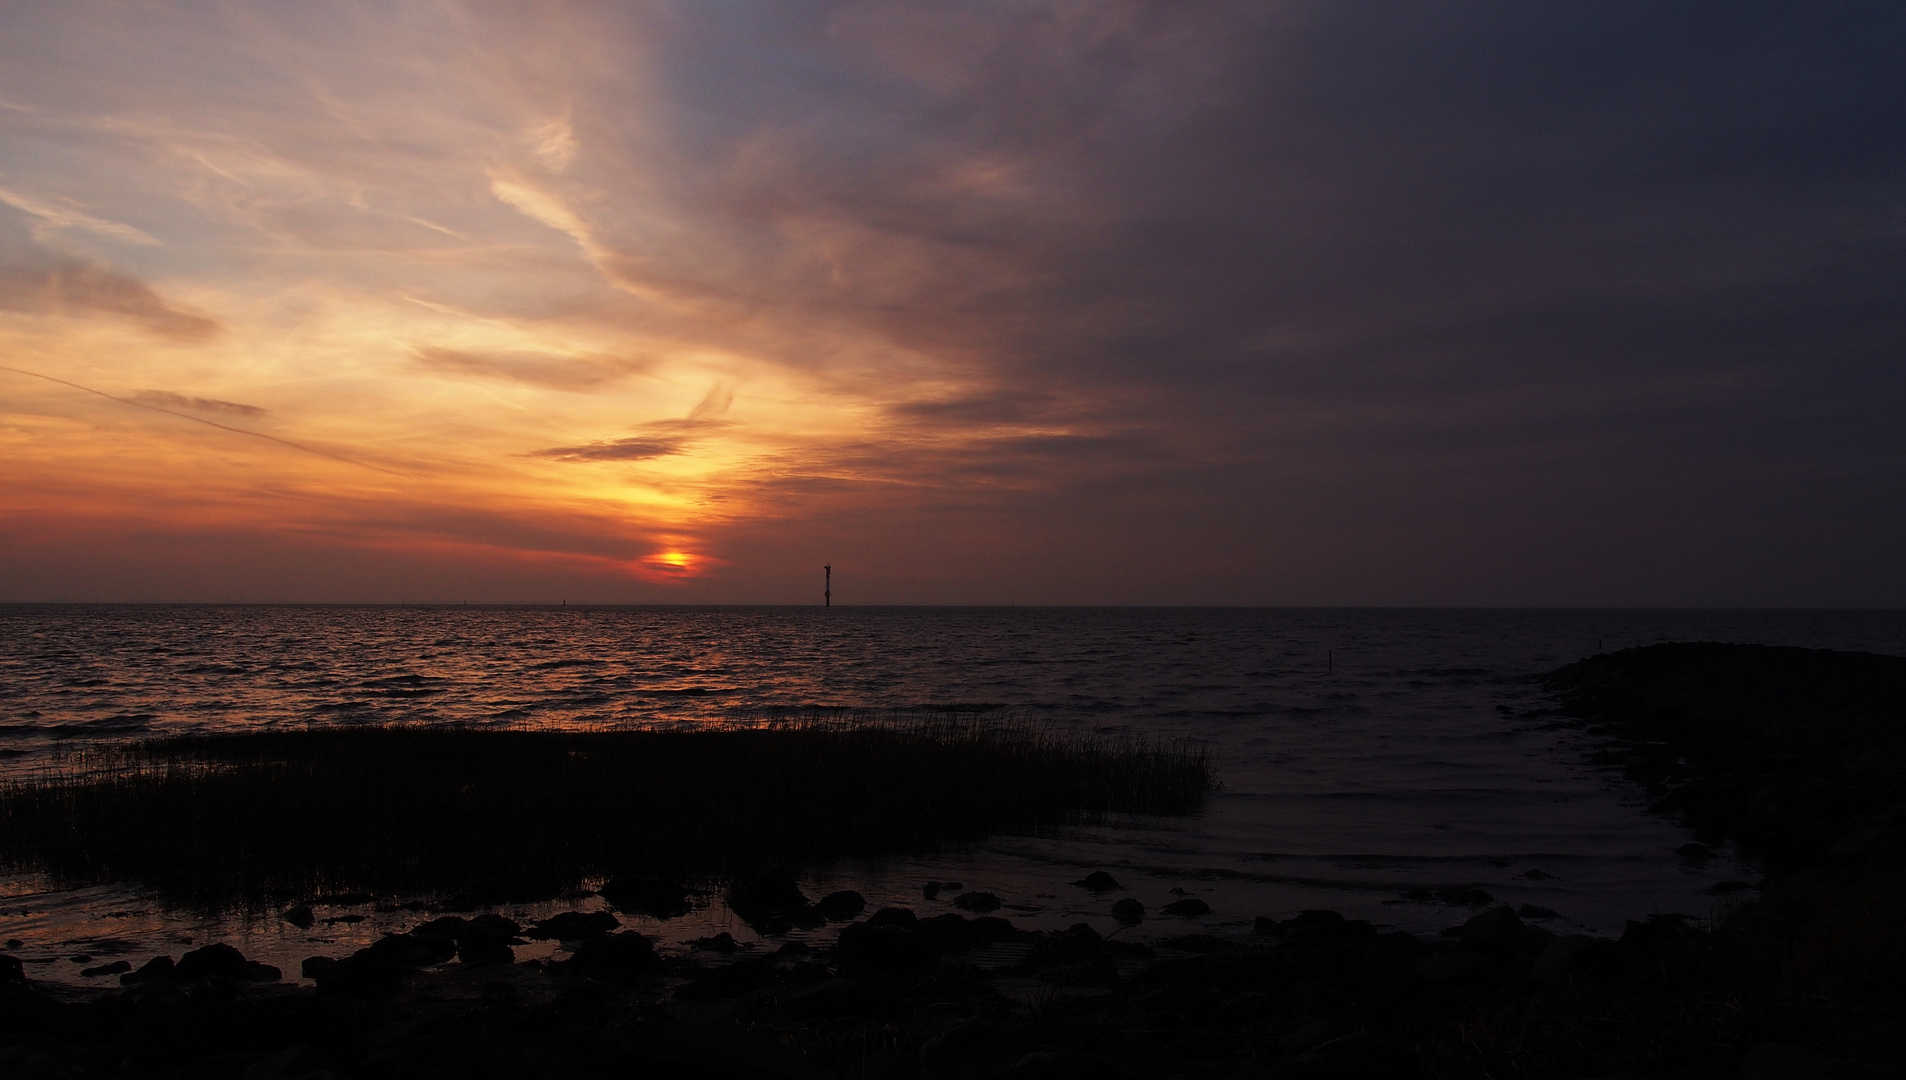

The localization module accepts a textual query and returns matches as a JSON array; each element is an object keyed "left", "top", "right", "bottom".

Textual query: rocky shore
[
  {"left": 4, "top": 865, "right": 1900, "bottom": 1080},
  {"left": 1543, "top": 642, "right": 1906, "bottom": 876}
]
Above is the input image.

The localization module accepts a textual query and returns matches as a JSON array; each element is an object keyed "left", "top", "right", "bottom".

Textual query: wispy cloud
[
  {"left": 527, "top": 436, "right": 684, "bottom": 462},
  {"left": 0, "top": 262, "right": 219, "bottom": 340},
  {"left": 0, "top": 186, "right": 159, "bottom": 245}
]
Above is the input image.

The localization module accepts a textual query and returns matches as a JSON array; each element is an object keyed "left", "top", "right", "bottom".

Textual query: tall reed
[{"left": 0, "top": 718, "right": 1211, "bottom": 905}]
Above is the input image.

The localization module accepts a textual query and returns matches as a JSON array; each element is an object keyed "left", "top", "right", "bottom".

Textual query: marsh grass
[{"left": 0, "top": 717, "right": 1210, "bottom": 906}]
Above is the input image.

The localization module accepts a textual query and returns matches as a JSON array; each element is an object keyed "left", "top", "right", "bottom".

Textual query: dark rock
[
  {"left": 868, "top": 907, "right": 920, "bottom": 928},
  {"left": 1517, "top": 904, "right": 1562, "bottom": 920},
  {"left": 411, "top": 913, "right": 517, "bottom": 964},
  {"left": 282, "top": 903, "right": 316, "bottom": 929},
  {"left": 1520, "top": 868, "right": 1558, "bottom": 880},
  {"left": 600, "top": 876, "right": 693, "bottom": 919},
  {"left": 468, "top": 912, "right": 522, "bottom": 937},
  {"left": 456, "top": 938, "right": 514, "bottom": 966},
  {"left": 921, "top": 1017, "right": 1041, "bottom": 1080},
  {"left": 1112, "top": 898, "right": 1145, "bottom": 925},
  {"left": 176, "top": 943, "right": 278, "bottom": 982},
  {"left": 1161, "top": 898, "right": 1211, "bottom": 918},
  {"left": 360, "top": 932, "right": 457, "bottom": 968},
  {"left": 815, "top": 890, "right": 867, "bottom": 921},
  {"left": 1281, "top": 909, "right": 1349, "bottom": 930},
  {"left": 0, "top": 955, "right": 23, "bottom": 983},
  {"left": 79, "top": 960, "right": 130, "bottom": 978},
  {"left": 566, "top": 931, "right": 659, "bottom": 981},
  {"left": 913, "top": 911, "right": 1027, "bottom": 955},
  {"left": 837, "top": 921, "right": 928, "bottom": 975},
  {"left": 1677, "top": 842, "right": 1715, "bottom": 861},
  {"left": 692, "top": 932, "right": 741, "bottom": 953},
  {"left": 953, "top": 892, "right": 1002, "bottom": 914},
  {"left": 793, "top": 906, "right": 829, "bottom": 930},
  {"left": 310, "top": 931, "right": 457, "bottom": 996},
  {"left": 1266, "top": 911, "right": 1381, "bottom": 961},
  {"left": 411, "top": 915, "right": 470, "bottom": 940},
  {"left": 1455, "top": 906, "right": 1525, "bottom": 955},
  {"left": 730, "top": 867, "right": 810, "bottom": 920},
  {"left": 1072, "top": 871, "right": 1122, "bottom": 893},
  {"left": 525, "top": 910, "right": 621, "bottom": 940},
  {"left": 130, "top": 960, "right": 180, "bottom": 982},
  {"left": 1705, "top": 880, "right": 1754, "bottom": 895}
]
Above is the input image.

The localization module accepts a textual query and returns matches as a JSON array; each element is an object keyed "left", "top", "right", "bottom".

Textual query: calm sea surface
[{"left": 4, "top": 605, "right": 1904, "bottom": 987}]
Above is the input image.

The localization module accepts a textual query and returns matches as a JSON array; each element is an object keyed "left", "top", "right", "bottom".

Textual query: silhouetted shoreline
[{"left": 3, "top": 644, "right": 1903, "bottom": 1078}]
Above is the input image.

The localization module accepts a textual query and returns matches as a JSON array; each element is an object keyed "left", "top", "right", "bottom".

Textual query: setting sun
[{"left": 640, "top": 551, "right": 700, "bottom": 578}]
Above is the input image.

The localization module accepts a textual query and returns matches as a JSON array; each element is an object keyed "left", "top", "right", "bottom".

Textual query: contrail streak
[{"left": 0, "top": 364, "right": 403, "bottom": 476}]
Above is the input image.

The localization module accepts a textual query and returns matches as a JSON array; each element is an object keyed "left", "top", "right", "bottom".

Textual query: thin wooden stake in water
[{"left": 825, "top": 564, "right": 832, "bottom": 608}]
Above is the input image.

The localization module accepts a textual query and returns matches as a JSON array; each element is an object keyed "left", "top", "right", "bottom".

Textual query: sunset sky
[{"left": 2, "top": 2, "right": 1902, "bottom": 605}]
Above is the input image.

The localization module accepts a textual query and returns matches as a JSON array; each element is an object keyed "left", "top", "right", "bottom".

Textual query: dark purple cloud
[{"left": 563, "top": 0, "right": 1906, "bottom": 603}]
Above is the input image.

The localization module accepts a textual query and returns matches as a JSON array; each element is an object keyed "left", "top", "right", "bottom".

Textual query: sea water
[{"left": 3, "top": 605, "right": 1903, "bottom": 987}]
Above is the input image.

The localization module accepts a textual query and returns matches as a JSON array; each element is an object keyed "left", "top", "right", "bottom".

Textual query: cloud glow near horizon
[{"left": 2, "top": 2, "right": 1903, "bottom": 605}]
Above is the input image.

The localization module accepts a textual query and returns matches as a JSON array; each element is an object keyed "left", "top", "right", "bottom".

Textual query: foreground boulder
[
  {"left": 305, "top": 931, "right": 457, "bottom": 996},
  {"left": 565, "top": 931, "right": 660, "bottom": 981},
  {"left": 173, "top": 943, "right": 281, "bottom": 983}
]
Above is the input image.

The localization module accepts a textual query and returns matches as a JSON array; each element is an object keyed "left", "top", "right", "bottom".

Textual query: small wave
[
  {"left": 46, "top": 714, "right": 155, "bottom": 733},
  {"left": 361, "top": 674, "right": 439, "bottom": 687}
]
